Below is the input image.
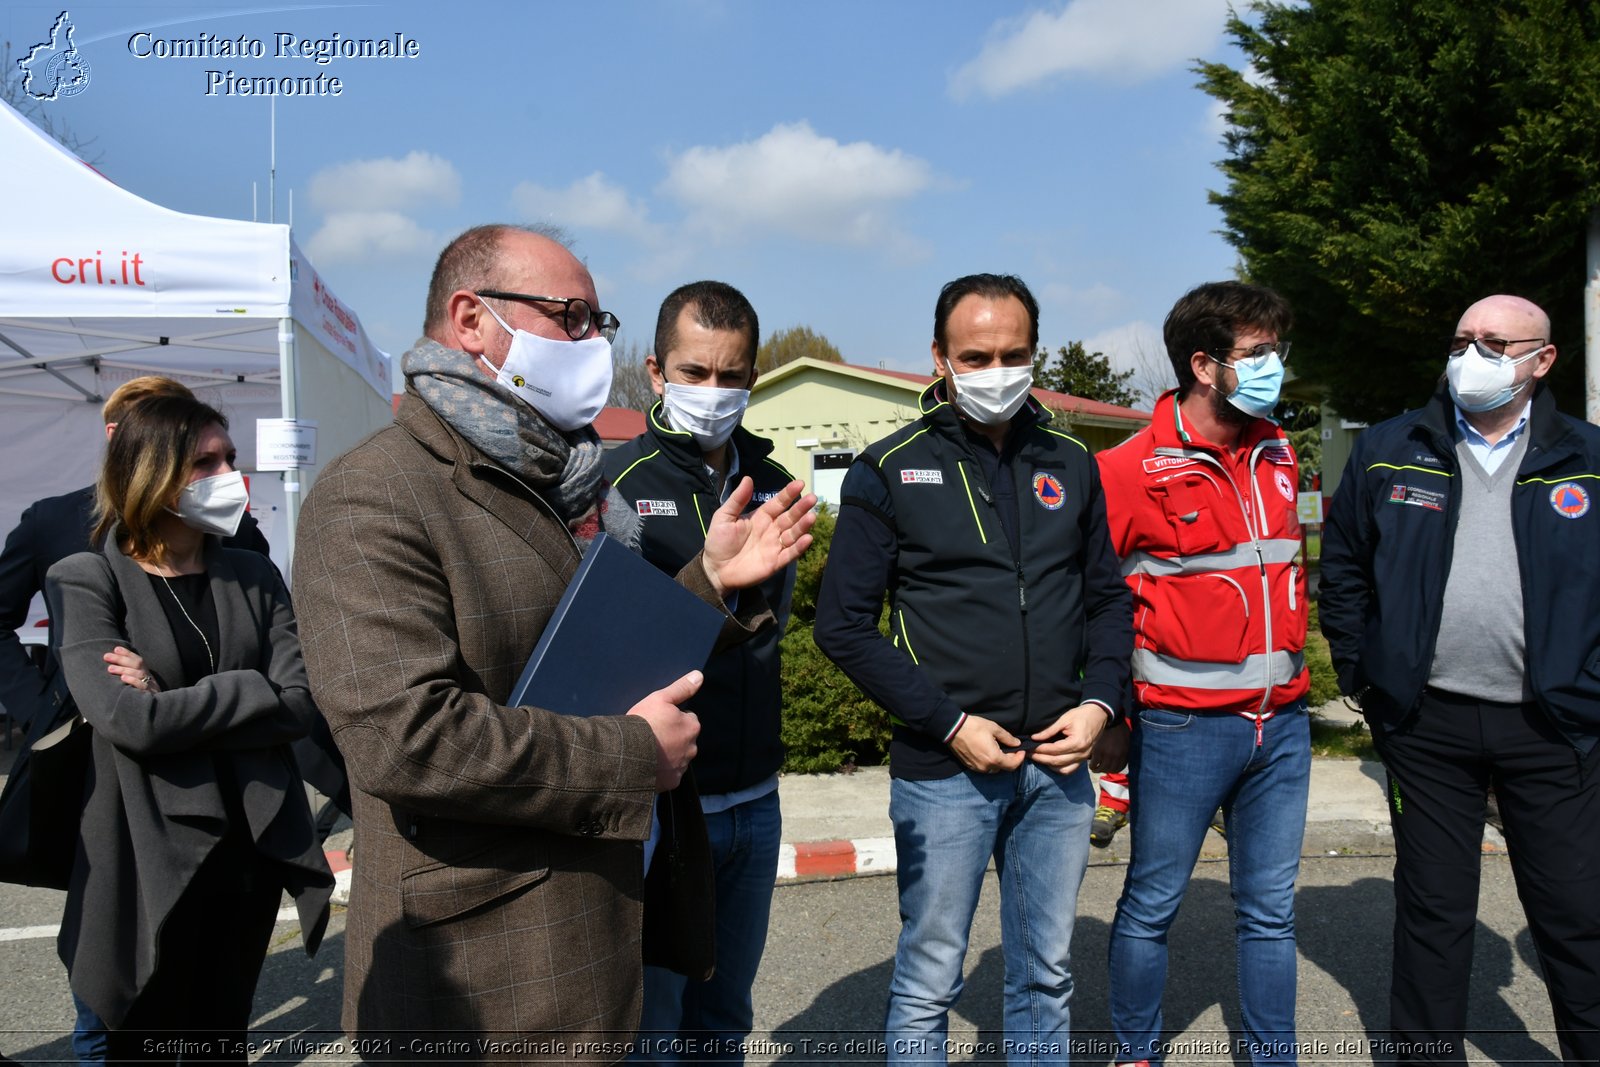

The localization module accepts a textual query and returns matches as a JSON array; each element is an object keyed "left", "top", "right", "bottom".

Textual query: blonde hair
[
  {"left": 101, "top": 376, "right": 194, "bottom": 426},
  {"left": 93, "top": 395, "right": 228, "bottom": 561}
]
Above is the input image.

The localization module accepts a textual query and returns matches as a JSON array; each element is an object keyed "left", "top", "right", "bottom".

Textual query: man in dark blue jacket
[
  {"left": 605, "top": 280, "right": 795, "bottom": 1063},
  {"left": 815, "top": 273, "right": 1132, "bottom": 1062},
  {"left": 1320, "top": 294, "right": 1600, "bottom": 1064}
]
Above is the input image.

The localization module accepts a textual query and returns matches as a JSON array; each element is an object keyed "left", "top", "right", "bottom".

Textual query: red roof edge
[{"left": 594, "top": 406, "right": 646, "bottom": 441}]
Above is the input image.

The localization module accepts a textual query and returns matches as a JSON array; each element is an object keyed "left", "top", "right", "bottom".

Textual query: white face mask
[
  {"left": 172, "top": 470, "right": 249, "bottom": 538},
  {"left": 1446, "top": 339, "right": 1543, "bottom": 413},
  {"left": 479, "top": 299, "right": 613, "bottom": 432},
  {"left": 661, "top": 382, "right": 750, "bottom": 451},
  {"left": 949, "top": 364, "right": 1034, "bottom": 425}
]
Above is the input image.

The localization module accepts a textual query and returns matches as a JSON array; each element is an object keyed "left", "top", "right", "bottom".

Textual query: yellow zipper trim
[
  {"left": 957, "top": 464, "right": 988, "bottom": 544},
  {"left": 611, "top": 449, "right": 661, "bottom": 487},
  {"left": 896, "top": 609, "right": 921, "bottom": 664},
  {"left": 1038, "top": 426, "right": 1089, "bottom": 452},
  {"left": 881, "top": 427, "right": 933, "bottom": 465},
  {"left": 1516, "top": 473, "right": 1600, "bottom": 485},
  {"left": 1367, "top": 463, "right": 1453, "bottom": 476}
]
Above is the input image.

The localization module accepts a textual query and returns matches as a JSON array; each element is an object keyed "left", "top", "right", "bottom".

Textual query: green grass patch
[{"left": 1308, "top": 712, "right": 1375, "bottom": 760}]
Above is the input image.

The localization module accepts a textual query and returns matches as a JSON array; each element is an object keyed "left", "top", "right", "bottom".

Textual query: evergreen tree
[
  {"left": 1198, "top": 0, "right": 1600, "bottom": 423},
  {"left": 1032, "top": 341, "right": 1140, "bottom": 408}
]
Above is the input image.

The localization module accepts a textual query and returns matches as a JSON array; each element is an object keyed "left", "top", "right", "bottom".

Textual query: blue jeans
[
  {"left": 886, "top": 761, "right": 1095, "bottom": 1066},
  {"left": 71, "top": 991, "right": 107, "bottom": 1063},
  {"left": 1109, "top": 703, "right": 1310, "bottom": 1066},
  {"left": 637, "top": 788, "right": 782, "bottom": 1064}
]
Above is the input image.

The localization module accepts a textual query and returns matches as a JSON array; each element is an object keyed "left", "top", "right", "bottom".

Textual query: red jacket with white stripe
[{"left": 1096, "top": 390, "right": 1309, "bottom": 717}]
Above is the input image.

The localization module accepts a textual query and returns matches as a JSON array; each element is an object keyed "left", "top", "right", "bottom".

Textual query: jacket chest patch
[
  {"left": 1549, "top": 482, "right": 1592, "bottom": 519},
  {"left": 636, "top": 499, "right": 679, "bottom": 517},
  {"left": 1273, "top": 469, "right": 1295, "bottom": 501},
  {"left": 900, "top": 469, "right": 943, "bottom": 485},
  {"left": 1032, "top": 472, "right": 1065, "bottom": 511},
  {"left": 753, "top": 490, "right": 779, "bottom": 503},
  {"left": 1386, "top": 484, "right": 1445, "bottom": 512},
  {"left": 1263, "top": 446, "right": 1294, "bottom": 466},
  {"left": 1143, "top": 455, "right": 1198, "bottom": 474}
]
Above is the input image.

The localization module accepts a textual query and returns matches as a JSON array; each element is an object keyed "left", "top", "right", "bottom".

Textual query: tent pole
[{"left": 278, "top": 316, "right": 300, "bottom": 567}]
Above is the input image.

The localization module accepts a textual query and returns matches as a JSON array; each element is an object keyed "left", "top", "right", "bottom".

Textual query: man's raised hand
[{"left": 701, "top": 478, "right": 817, "bottom": 598}]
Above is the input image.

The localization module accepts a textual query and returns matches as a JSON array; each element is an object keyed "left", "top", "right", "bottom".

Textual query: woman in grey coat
[{"left": 47, "top": 394, "right": 331, "bottom": 1062}]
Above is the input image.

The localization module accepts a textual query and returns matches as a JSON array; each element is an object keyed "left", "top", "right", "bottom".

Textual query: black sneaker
[{"left": 1090, "top": 804, "right": 1128, "bottom": 848}]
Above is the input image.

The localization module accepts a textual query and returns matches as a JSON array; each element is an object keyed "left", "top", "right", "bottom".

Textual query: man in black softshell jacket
[
  {"left": 814, "top": 273, "right": 1131, "bottom": 1063},
  {"left": 606, "top": 280, "right": 795, "bottom": 1064}
]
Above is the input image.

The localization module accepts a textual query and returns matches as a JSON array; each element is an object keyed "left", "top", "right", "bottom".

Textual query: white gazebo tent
[{"left": 0, "top": 97, "right": 393, "bottom": 596}]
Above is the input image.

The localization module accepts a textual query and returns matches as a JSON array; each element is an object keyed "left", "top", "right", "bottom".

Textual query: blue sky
[{"left": 7, "top": 0, "right": 1250, "bottom": 399}]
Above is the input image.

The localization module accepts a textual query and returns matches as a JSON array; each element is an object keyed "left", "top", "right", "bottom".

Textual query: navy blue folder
[{"left": 508, "top": 532, "right": 725, "bottom": 716}]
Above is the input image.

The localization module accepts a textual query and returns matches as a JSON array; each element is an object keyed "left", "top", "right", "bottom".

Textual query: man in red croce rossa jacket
[{"left": 1090, "top": 281, "right": 1310, "bottom": 1067}]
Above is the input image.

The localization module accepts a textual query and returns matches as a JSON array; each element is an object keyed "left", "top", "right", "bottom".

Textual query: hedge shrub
[{"left": 778, "top": 507, "right": 892, "bottom": 773}]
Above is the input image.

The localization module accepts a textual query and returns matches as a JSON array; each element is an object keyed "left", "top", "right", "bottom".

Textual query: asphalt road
[{"left": 0, "top": 855, "right": 1560, "bottom": 1064}]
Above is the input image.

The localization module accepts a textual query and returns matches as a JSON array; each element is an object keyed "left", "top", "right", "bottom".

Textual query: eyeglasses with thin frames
[
  {"left": 1207, "top": 341, "right": 1291, "bottom": 371},
  {"left": 476, "top": 290, "right": 621, "bottom": 343}
]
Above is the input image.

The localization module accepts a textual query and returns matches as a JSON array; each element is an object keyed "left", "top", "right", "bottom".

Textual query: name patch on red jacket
[{"left": 1143, "top": 455, "right": 1198, "bottom": 474}]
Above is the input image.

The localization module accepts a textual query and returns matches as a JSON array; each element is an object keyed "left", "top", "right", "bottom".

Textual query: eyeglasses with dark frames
[
  {"left": 1448, "top": 336, "right": 1545, "bottom": 364},
  {"left": 476, "top": 290, "right": 621, "bottom": 343}
]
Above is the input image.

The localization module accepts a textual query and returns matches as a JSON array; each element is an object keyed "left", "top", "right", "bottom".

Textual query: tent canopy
[{"left": 0, "top": 97, "right": 392, "bottom": 578}]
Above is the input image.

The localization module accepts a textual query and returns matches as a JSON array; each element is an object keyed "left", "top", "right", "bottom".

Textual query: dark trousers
[
  {"left": 103, "top": 852, "right": 283, "bottom": 1064},
  {"left": 1374, "top": 688, "right": 1600, "bottom": 1065}
]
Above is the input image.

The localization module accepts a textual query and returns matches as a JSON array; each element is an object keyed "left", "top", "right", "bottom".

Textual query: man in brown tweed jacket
[{"left": 292, "top": 224, "right": 815, "bottom": 1061}]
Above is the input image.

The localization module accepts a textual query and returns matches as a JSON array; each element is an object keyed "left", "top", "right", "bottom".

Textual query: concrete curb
[
  {"left": 777, "top": 837, "right": 897, "bottom": 881},
  {"left": 327, "top": 848, "right": 352, "bottom": 906},
  {"left": 312, "top": 742, "right": 1510, "bottom": 894}
]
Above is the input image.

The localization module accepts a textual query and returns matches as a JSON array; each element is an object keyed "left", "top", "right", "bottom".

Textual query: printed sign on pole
[{"left": 256, "top": 418, "right": 317, "bottom": 471}]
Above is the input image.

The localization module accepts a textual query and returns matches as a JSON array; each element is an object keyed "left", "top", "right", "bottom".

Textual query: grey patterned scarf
[{"left": 403, "top": 338, "right": 639, "bottom": 549}]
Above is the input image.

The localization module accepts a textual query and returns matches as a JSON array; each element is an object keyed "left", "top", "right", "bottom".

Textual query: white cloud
[
  {"left": 659, "top": 121, "right": 935, "bottom": 245},
  {"left": 509, "top": 172, "right": 657, "bottom": 240},
  {"left": 1082, "top": 320, "right": 1171, "bottom": 403},
  {"left": 950, "top": 0, "right": 1231, "bottom": 100},
  {"left": 306, "top": 151, "right": 461, "bottom": 213},
  {"left": 1203, "top": 98, "right": 1230, "bottom": 142},
  {"left": 303, "top": 210, "right": 436, "bottom": 265}
]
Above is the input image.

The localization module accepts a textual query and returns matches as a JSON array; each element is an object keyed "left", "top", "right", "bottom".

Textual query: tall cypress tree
[{"left": 1198, "top": 0, "right": 1600, "bottom": 423}]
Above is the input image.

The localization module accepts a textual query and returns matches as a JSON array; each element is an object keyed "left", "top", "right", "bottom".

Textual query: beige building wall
[{"left": 745, "top": 368, "right": 922, "bottom": 496}]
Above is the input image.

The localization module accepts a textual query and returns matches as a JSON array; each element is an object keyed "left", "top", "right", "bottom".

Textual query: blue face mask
[{"left": 1224, "top": 351, "right": 1284, "bottom": 419}]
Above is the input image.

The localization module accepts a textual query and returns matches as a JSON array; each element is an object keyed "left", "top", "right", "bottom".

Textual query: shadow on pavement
[{"left": 771, "top": 867, "right": 1558, "bottom": 1065}]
